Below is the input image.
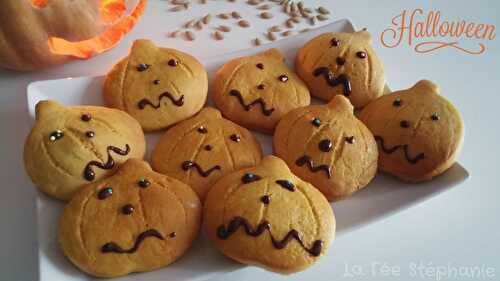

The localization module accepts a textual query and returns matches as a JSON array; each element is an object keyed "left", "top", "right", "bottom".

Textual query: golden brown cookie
[
  {"left": 23, "top": 100, "right": 145, "bottom": 201},
  {"left": 59, "top": 159, "right": 202, "bottom": 278},
  {"left": 151, "top": 107, "right": 263, "bottom": 201},
  {"left": 204, "top": 156, "right": 335, "bottom": 274},
  {"left": 295, "top": 30, "right": 386, "bottom": 108},
  {"left": 359, "top": 80, "right": 464, "bottom": 182},
  {"left": 103, "top": 39, "right": 208, "bottom": 132},
  {"left": 212, "top": 48, "right": 310, "bottom": 133},
  {"left": 274, "top": 95, "right": 378, "bottom": 201}
]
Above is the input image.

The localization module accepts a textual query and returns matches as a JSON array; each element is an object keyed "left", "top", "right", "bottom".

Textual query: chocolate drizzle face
[
  {"left": 101, "top": 229, "right": 164, "bottom": 254},
  {"left": 83, "top": 144, "right": 131, "bottom": 181},
  {"left": 313, "top": 67, "right": 352, "bottom": 97},
  {"left": 275, "top": 180, "right": 295, "bottom": 192},
  {"left": 241, "top": 173, "right": 261, "bottom": 183},
  {"left": 182, "top": 161, "right": 221, "bottom": 177},
  {"left": 216, "top": 217, "right": 323, "bottom": 257},
  {"left": 374, "top": 136, "right": 425, "bottom": 164},
  {"left": 295, "top": 155, "right": 331, "bottom": 178},
  {"left": 229, "top": 89, "right": 275, "bottom": 116},
  {"left": 138, "top": 92, "right": 185, "bottom": 110}
]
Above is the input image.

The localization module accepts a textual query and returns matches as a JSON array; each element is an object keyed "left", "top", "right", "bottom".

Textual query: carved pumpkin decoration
[
  {"left": 0, "top": 0, "right": 146, "bottom": 71},
  {"left": 273, "top": 95, "right": 378, "bottom": 201},
  {"left": 23, "top": 100, "right": 146, "bottom": 200},
  {"left": 204, "top": 156, "right": 335, "bottom": 273},
  {"left": 359, "top": 80, "right": 464, "bottom": 182}
]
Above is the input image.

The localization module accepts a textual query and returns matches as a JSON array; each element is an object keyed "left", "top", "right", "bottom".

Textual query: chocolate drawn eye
[
  {"left": 431, "top": 113, "right": 440, "bottom": 121},
  {"left": 153, "top": 79, "right": 160, "bottom": 85},
  {"left": 121, "top": 204, "right": 134, "bottom": 215},
  {"left": 260, "top": 195, "right": 271, "bottom": 205},
  {"left": 242, "top": 173, "right": 261, "bottom": 183},
  {"left": 197, "top": 126, "right": 208, "bottom": 134},
  {"left": 278, "top": 75, "right": 288, "bottom": 82},
  {"left": 256, "top": 63, "right": 264, "bottom": 69},
  {"left": 81, "top": 114, "right": 92, "bottom": 122},
  {"left": 275, "top": 180, "right": 295, "bottom": 191},
  {"left": 168, "top": 59, "right": 178, "bottom": 67},
  {"left": 330, "top": 38, "right": 340, "bottom": 47},
  {"left": 257, "top": 84, "right": 265, "bottom": 90},
  {"left": 98, "top": 187, "right": 113, "bottom": 200},
  {"left": 138, "top": 178, "right": 150, "bottom": 188},
  {"left": 230, "top": 134, "right": 241, "bottom": 142},
  {"left": 400, "top": 120, "right": 410, "bottom": 128},
  {"left": 318, "top": 139, "right": 333, "bottom": 152},
  {"left": 345, "top": 136, "right": 355, "bottom": 144},
  {"left": 137, "top": 63, "right": 150, "bottom": 71},
  {"left": 393, "top": 97, "right": 402, "bottom": 107},
  {"left": 49, "top": 130, "right": 64, "bottom": 142},
  {"left": 356, "top": 51, "right": 367, "bottom": 59},
  {"left": 311, "top": 117, "right": 321, "bottom": 127},
  {"left": 204, "top": 144, "right": 212, "bottom": 151}
]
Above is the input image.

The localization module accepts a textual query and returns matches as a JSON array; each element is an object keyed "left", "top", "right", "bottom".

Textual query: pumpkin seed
[
  {"left": 260, "top": 12, "right": 273, "bottom": 19},
  {"left": 172, "top": 0, "right": 188, "bottom": 4},
  {"left": 202, "top": 14, "right": 212, "bottom": 24},
  {"left": 290, "top": 2, "right": 297, "bottom": 13},
  {"left": 317, "top": 14, "right": 329, "bottom": 21},
  {"left": 300, "top": 28, "right": 310, "bottom": 33},
  {"left": 257, "top": 4, "right": 271, "bottom": 10},
  {"left": 282, "top": 30, "right": 294, "bottom": 37},
  {"left": 269, "top": 25, "right": 281, "bottom": 32},
  {"left": 303, "top": 7, "right": 312, "bottom": 13},
  {"left": 309, "top": 16, "right": 317, "bottom": 26},
  {"left": 291, "top": 16, "right": 301, "bottom": 23},
  {"left": 217, "top": 25, "right": 231, "bottom": 32},
  {"left": 169, "top": 30, "right": 180, "bottom": 38},
  {"left": 214, "top": 31, "right": 224, "bottom": 40},
  {"left": 218, "top": 13, "right": 230, "bottom": 19},
  {"left": 184, "top": 19, "right": 195, "bottom": 28},
  {"left": 200, "top": 0, "right": 207, "bottom": 4},
  {"left": 238, "top": 20, "right": 250, "bottom": 28},
  {"left": 231, "top": 11, "right": 242, "bottom": 19},
  {"left": 185, "top": 31, "right": 196, "bottom": 41},
  {"left": 285, "top": 19, "right": 294, "bottom": 28},
  {"left": 297, "top": 1, "right": 303, "bottom": 9},
  {"left": 195, "top": 20, "right": 204, "bottom": 30},
  {"left": 317, "top": 6, "right": 330, "bottom": 15},
  {"left": 267, "top": 31, "right": 277, "bottom": 41},
  {"left": 247, "top": 0, "right": 261, "bottom": 5},
  {"left": 254, "top": 38, "right": 262, "bottom": 46},
  {"left": 170, "top": 5, "right": 186, "bottom": 11}
]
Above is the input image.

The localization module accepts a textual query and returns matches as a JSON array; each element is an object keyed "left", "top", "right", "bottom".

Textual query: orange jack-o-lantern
[{"left": 0, "top": 0, "right": 146, "bottom": 71}]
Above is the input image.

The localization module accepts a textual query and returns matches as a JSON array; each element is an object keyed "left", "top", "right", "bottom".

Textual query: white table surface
[{"left": 1, "top": 1, "right": 499, "bottom": 280}]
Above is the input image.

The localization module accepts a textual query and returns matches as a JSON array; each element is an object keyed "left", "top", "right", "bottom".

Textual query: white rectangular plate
[{"left": 27, "top": 19, "right": 469, "bottom": 281}]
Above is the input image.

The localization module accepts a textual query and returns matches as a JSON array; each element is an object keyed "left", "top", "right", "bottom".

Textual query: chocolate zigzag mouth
[
  {"left": 182, "top": 161, "right": 221, "bottom": 177},
  {"left": 217, "top": 216, "right": 323, "bottom": 257},
  {"left": 375, "top": 136, "right": 425, "bottom": 164},
  {"left": 229, "top": 89, "right": 275, "bottom": 116},
  {"left": 101, "top": 229, "right": 164, "bottom": 254},
  {"left": 138, "top": 91, "right": 185, "bottom": 109},
  {"left": 84, "top": 144, "right": 130, "bottom": 181},
  {"left": 295, "top": 155, "right": 331, "bottom": 178},
  {"left": 313, "top": 67, "right": 352, "bottom": 97}
]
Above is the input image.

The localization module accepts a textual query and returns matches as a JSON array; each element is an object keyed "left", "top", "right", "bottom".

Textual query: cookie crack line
[
  {"left": 101, "top": 229, "right": 164, "bottom": 254},
  {"left": 229, "top": 89, "right": 275, "bottom": 116},
  {"left": 137, "top": 91, "right": 185, "bottom": 109},
  {"left": 217, "top": 216, "right": 323, "bottom": 257},
  {"left": 313, "top": 67, "right": 352, "bottom": 97},
  {"left": 83, "top": 144, "right": 130, "bottom": 181},
  {"left": 182, "top": 160, "right": 221, "bottom": 177},
  {"left": 374, "top": 136, "right": 425, "bottom": 164},
  {"left": 295, "top": 155, "right": 332, "bottom": 178}
]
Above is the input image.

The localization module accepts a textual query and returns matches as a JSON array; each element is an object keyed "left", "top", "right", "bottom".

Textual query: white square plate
[{"left": 27, "top": 19, "right": 469, "bottom": 281}]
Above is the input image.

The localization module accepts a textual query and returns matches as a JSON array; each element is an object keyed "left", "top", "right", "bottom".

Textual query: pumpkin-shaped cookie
[
  {"left": 359, "top": 80, "right": 464, "bottom": 182},
  {"left": 212, "top": 48, "right": 310, "bottom": 133},
  {"left": 152, "top": 107, "right": 263, "bottom": 201},
  {"left": 59, "top": 159, "right": 202, "bottom": 278},
  {"left": 24, "top": 100, "right": 145, "bottom": 200},
  {"left": 204, "top": 156, "right": 335, "bottom": 274},
  {"left": 274, "top": 95, "right": 378, "bottom": 201},
  {"left": 103, "top": 39, "right": 208, "bottom": 131},
  {"left": 296, "top": 30, "right": 386, "bottom": 108}
]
